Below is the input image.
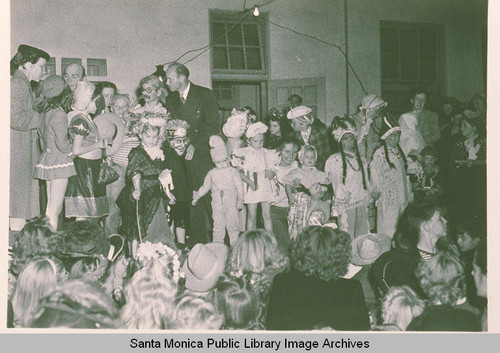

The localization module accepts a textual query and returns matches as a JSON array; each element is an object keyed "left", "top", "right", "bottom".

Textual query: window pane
[
  {"left": 243, "top": 24, "right": 260, "bottom": 45},
  {"left": 419, "top": 30, "right": 437, "bottom": 55},
  {"left": 229, "top": 47, "right": 245, "bottom": 69},
  {"left": 400, "top": 29, "right": 418, "bottom": 55},
  {"left": 420, "top": 55, "right": 437, "bottom": 80},
  {"left": 213, "top": 47, "right": 228, "bottom": 69},
  {"left": 381, "top": 54, "right": 400, "bottom": 80},
  {"left": 46, "top": 58, "right": 56, "bottom": 75},
  {"left": 227, "top": 25, "right": 243, "bottom": 45},
  {"left": 212, "top": 23, "right": 226, "bottom": 43},
  {"left": 400, "top": 54, "right": 418, "bottom": 80},
  {"left": 380, "top": 27, "right": 399, "bottom": 53},
  {"left": 246, "top": 48, "right": 262, "bottom": 70}
]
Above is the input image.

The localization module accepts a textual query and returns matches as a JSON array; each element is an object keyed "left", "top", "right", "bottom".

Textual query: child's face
[
  {"left": 457, "top": 232, "right": 480, "bottom": 253},
  {"left": 170, "top": 136, "right": 190, "bottom": 156},
  {"left": 269, "top": 121, "right": 281, "bottom": 135},
  {"left": 248, "top": 134, "right": 264, "bottom": 149},
  {"left": 141, "top": 129, "right": 160, "bottom": 148},
  {"left": 214, "top": 158, "right": 229, "bottom": 169},
  {"left": 302, "top": 150, "right": 316, "bottom": 167},
  {"left": 142, "top": 82, "right": 161, "bottom": 104},
  {"left": 112, "top": 98, "right": 129, "bottom": 118},
  {"left": 341, "top": 133, "right": 356, "bottom": 152},
  {"left": 385, "top": 131, "right": 401, "bottom": 148}
]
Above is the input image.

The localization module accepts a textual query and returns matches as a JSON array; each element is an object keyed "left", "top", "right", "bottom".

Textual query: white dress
[{"left": 231, "top": 146, "right": 280, "bottom": 204}]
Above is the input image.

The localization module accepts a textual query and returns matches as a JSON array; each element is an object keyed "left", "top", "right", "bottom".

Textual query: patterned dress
[
  {"left": 325, "top": 153, "right": 371, "bottom": 238},
  {"left": 64, "top": 114, "right": 108, "bottom": 218},
  {"left": 369, "top": 146, "right": 411, "bottom": 238}
]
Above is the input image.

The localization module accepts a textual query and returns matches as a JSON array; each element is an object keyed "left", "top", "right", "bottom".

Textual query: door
[{"left": 268, "top": 77, "right": 326, "bottom": 124}]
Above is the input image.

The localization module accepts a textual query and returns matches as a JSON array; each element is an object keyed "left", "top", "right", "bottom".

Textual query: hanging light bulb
[{"left": 253, "top": 6, "right": 259, "bottom": 16}]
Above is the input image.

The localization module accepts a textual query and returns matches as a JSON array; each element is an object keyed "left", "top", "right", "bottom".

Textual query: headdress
[
  {"left": 287, "top": 105, "right": 314, "bottom": 124},
  {"left": 135, "top": 241, "right": 183, "bottom": 283},
  {"left": 223, "top": 109, "right": 248, "bottom": 138},
  {"left": 379, "top": 116, "right": 401, "bottom": 140},
  {"left": 360, "top": 94, "right": 387, "bottom": 111},
  {"left": 130, "top": 111, "right": 170, "bottom": 142},
  {"left": 331, "top": 116, "right": 357, "bottom": 142}
]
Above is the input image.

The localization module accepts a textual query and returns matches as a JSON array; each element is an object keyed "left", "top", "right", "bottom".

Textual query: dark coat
[
  {"left": 266, "top": 271, "right": 370, "bottom": 331},
  {"left": 165, "top": 83, "right": 220, "bottom": 188}
]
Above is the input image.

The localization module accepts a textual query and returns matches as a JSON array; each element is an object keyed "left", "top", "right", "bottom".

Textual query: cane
[{"left": 136, "top": 199, "right": 143, "bottom": 244}]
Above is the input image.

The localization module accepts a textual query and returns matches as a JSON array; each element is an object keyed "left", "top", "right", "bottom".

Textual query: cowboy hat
[
  {"left": 350, "top": 233, "right": 391, "bottom": 266},
  {"left": 182, "top": 243, "right": 228, "bottom": 292}
]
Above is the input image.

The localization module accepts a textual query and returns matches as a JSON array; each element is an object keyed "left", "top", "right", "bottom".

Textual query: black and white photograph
[{"left": 4, "top": 0, "right": 494, "bottom": 338}]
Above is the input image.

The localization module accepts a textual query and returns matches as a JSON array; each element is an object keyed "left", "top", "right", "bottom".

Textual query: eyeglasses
[{"left": 142, "top": 87, "right": 157, "bottom": 93}]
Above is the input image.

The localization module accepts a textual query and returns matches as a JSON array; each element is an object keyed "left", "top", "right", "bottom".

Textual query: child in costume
[
  {"left": 304, "top": 183, "right": 332, "bottom": 227},
  {"left": 130, "top": 75, "right": 167, "bottom": 114},
  {"left": 325, "top": 116, "right": 371, "bottom": 238},
  {"left": 231, "top": 122, "right": 279, "bottom": 231},
  {"left": 369, "top": 117, "right": 412, "bottom": 238},
  {"left": 192, "top": 135, "right": 244, "bottom": 246},
  {"left": 33, "top": 75, "right": 75, "bottom": 230},
  {"left": 117, "top": 113, "right": 176, "bottom": 255},
  {"left": 284, "top": 145, "right": 328, "bottom": 239}
]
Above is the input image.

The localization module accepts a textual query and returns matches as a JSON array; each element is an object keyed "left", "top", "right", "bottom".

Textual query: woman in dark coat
[{"left": 266, "top": 225, "right": 370, "bottom": 330}]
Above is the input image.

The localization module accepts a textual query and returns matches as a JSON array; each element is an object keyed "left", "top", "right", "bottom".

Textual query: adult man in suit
[{"left": 165, "top": 62, "right": 221, "bottom": 246}]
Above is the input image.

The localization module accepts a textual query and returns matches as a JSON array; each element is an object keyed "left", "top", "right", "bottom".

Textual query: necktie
[{"left": 180, "top": 95, "right": 185, "bottom": 104}]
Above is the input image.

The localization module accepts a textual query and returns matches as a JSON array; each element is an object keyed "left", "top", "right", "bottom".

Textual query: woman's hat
[
  {"left": 246, "top": 122, "right": 268, "bottom": 138},
  {"left": 350, "top": 233, "right": 391, "bottom": 266},
  {"left": 41, "top": 75, "right": 65, "bottom": 98},
  {"left": 378, "top": 116, "right": 401, "bottom": 140},
  {"left": 182, "top": 243, "right": 228, "bottom": 292},
  {"left": 360, "top": 94, "right": 387, "bottom": 111},
  {"left": 17, "top": 44, "right": 50, "bottom": 61},
  {"left": 287, "top": 105, "right": 314, "bottom": 123}
]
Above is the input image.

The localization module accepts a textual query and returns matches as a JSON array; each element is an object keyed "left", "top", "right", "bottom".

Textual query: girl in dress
[
  {"left": 117, "top": 113, "right": 176, "bottom": 255},
  {"left": 64, "top": 81, "right": 111, "bottom": 220},
  {"left": 33, "top": 75, "right": 75, "bottom": 230},
  {"left": 231, "top": 122, "right": 279, "bottom": 231},
  {"left": 284, "top": 145, "right": 329, "bottom": 239},
  {"left": 369, "top": 117, "right": 411, "bottom": 238},
  {"left": 325, "top": 116, "right": 371, "bottom": 238}
]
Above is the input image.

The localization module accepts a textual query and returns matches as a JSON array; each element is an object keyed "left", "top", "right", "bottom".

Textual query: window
[
  {"left": 87, "top": 58, "right": 107, "bottom": 77},
  {"left": 213, "top": 81, "right": 233, "bottom": 101},
  {"left": 210, "top": 11, "right": 267, "bottom": 76},
  {"left": 380, "top": 21, "right": 444, "bottom": 114}
]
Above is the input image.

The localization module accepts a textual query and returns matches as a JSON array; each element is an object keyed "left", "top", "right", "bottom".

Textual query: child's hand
[
  {"left": 165, "top": 189, "right": 176, "bottom": 205},
  {"left": 192, "top": 198, "right": 198, "bottom": 206},
  {"left": 185, "top": 144, "right": 195, "bottom": 161},
  {"left": 249, "top": 181, "right": 257, "bottom": 191},
  {"left": 264, "top": 170, "right": 276, "bottom": 180},
  {"left": 370, "top": 190, "right": 381, "bottom": 200},
  {"left": 132, "top": 189, "right": 141, "bottom": 200}
]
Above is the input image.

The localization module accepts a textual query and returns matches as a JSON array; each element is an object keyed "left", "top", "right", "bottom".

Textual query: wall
[{"left": 11, "top": 0, "right": 486, "bottom": 123}]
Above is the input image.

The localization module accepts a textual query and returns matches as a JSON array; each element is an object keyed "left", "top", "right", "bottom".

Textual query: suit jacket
[
  {"left": 10, "top": 70, "right": 41, "bottom": 219},
  {"left": 266, "top": 271, "right": 370, "bottom": 330},
  {"left": 165, "top": 83, "right": 220, "bottom": 188}
]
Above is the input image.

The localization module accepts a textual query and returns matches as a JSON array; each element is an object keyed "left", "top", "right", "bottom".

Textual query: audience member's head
[
  {"left": 63, "top": 63, "right": 86, "bottom": 92},
  {"left": 94, "top": 81, "right": 117, "bottom": 109},
  {"left": 288, "top": 94, "right": 302, "bottom": 109},
  {"left": 215, "top": 275, "right": 262, "bottom": 330},
  {"left": 396, "top": 201, "right": 447, "bottom": 254},
  {"left": 31, "top": 279, "right": 119, "bottom": 329},
  {"left": 381, "top": 286, "right": 426, "bottom": 331},
  {"left": 230, "top": 230, "right": 289, "bottom": 274},
  {"left": 292, "top": 226, "right": 351, "bottom": 281},
  {"left": 10, "top": 44, "right": 50, "bottom": 79},
  {"left": 120, "top": 258, "right": 178, "bottom": 329},
  {"left": 182, "top": 243, "right": 228, "bottom": 294},
  {"left": 287, "top": 105, "right": 314, "bottom": 132},
  {"left": 169, "top": 295, "right": 223, "bottom": 330},
  {"left": 407, "top": 305, "right": 481, "bottom": 331},
  {"left": 11, "top": 216, "right": 59, "bottom": 276},
  {"left": 11, "top": 258, "right": 67, "bottom": 327},
  {"left": 415, "top": 251, "right": 466, "bottom": 305},
  {"left": 410, "top": 86, "right": 428, "bottom": 112},
  {"left": 456, "top": 218, "right": 485, "bottom": 253}
]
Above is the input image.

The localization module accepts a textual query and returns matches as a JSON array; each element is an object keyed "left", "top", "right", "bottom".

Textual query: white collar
[
  {"left": 180, "top": 82, "right": 191, "bottom": 100},
  {"left": 143, "top": 145, "right": 165, "bottom": 161}
]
